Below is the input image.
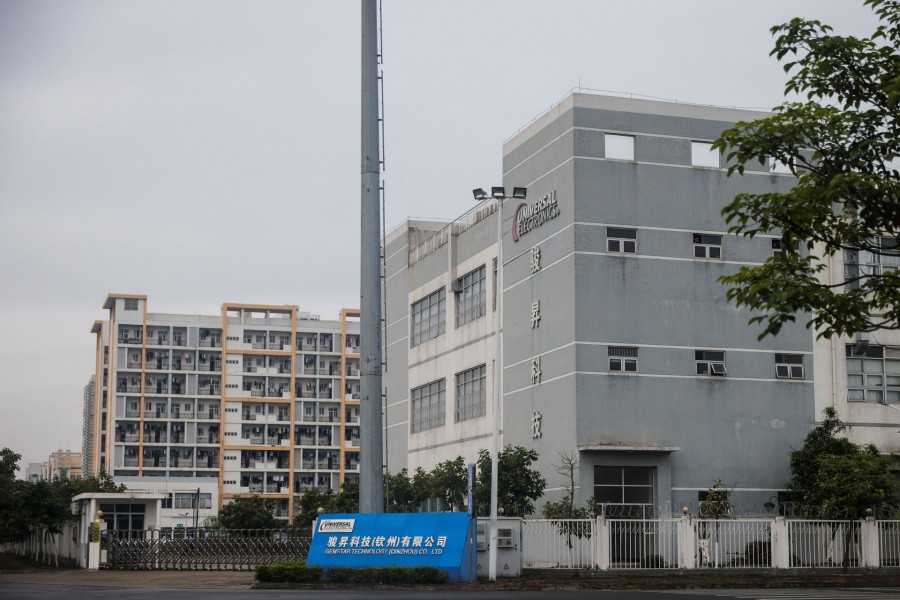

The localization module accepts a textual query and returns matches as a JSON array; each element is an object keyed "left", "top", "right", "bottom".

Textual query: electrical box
[{"left": 475, "top": 517, "right": 522, "bottom": 577}]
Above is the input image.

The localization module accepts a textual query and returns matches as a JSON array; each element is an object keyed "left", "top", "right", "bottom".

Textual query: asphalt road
[{"left": 2, "top": 587, "right": 900, "bottom": 600}]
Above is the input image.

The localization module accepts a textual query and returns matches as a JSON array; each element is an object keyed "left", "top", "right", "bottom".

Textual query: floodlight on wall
[
  {"left": 473, "top": 188, "right": 488, "bottom": 201},
  {"left": 512, "top": 187, "right": 527, "bottom": 199},
  {"left": 491, "top": 187, "right": 506, "bottom": 199}
]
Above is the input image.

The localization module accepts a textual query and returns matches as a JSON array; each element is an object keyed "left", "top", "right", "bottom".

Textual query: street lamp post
[{"left": 473, "top": 185, "right": 526, "bottom": 581}]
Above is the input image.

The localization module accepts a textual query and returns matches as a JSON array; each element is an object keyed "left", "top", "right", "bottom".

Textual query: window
[
  {"left": 775, "top": 354, "right": 804, "bottom": 379},
  {"left": 693, "top": 234, "right": 722, "bottom": 259},
  {"left": 769, "top": 157, "right": 793, "bottom": 174},
  {"left": 124, "top": 298, "right": 138, "bottom": 311},
  {"left": 844, "top": 236, "right": 900, "bottom": 287},
  {"left": 609, "top": 347, "right": 638, "bottom": 373},
  {"left": 846, "top": 344, "right": 900, "bottom": 403},
  {"left": 607, "top": 228, "right": 637, "bottom": 253},
  {"left": 411, "top": 288, "right": 446, "bottom": 346},
  {"left": 594, "top": 466, "right": 655, "bottom": 517},
  {"left": 410, "top": 379, "right": 445, "bottom": 433},
  {"left": 605, "top": 133, "right": 634, "bottom": 161},
  {"left": 696, "top": 350, "right": 726, "bottom": 376},
  {"left": 691, "top": 141, "right": 718, "bottom": 167},
  {"left": 455, "top": 266, "right": 486, "bottom": 327},
  {"left": 456, "top": 365, "right": 486, "bottom": 422}
]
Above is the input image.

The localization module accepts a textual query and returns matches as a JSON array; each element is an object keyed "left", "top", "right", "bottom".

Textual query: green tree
[
  {"left": 0, "top": 448, "right": 26, "bottom": 544},
  {"left": 789, "top": 407, "right": 897, "bottom": 516},
  {"left": 217, "top": 495, "right": 277, "bottom": 530},
  {"left": 541, "top": 452, "right": 590, "bottom": 520},
  {"left": 428, "top": 457, "right": 468, "bottom": 512},
  {"left": 384, "top": 468, "right": 426, "bottom": 513},
  {"left": 699, "top": 479, "right": 733, "bottom": 519},
  {"left": 475, "top": 445, "right": 546, "bottom": 517},
  {"left": 712, "top": 0, "right": 900, "bottom": 339},
  {"left": 326, "top": 479, "right": 360, "bottom": 514}
]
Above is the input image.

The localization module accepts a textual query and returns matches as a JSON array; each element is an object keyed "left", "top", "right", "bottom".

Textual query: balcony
[
  {"left": 116, "top": 434, "right": 139, "bottom": 443},
  {"left": 200, "top": 410, "right": 220, "bottom": 420},
  {"left": 196, "top": 435, "right": 219, "bottom": 444},
  {"left": 198, "top": 363, "right": 221, "bottom": 372},
  {"left": 199, "top": 338, "right": 221, "bottom": 348},
  {"left": 124, "top": 409, "right": 141, "bottom": 418},
  {"left": 118, "top": 336, "right": 142, "bottom": 345},
  {"left": 344, "top": 439, "right": 361, "bottom": 449},
  {"left": 198, "top": 386, "right": 220, "bottom": 396},
  {"left": 296, "top": 436, "right": 315, "bottom": 446},
  {"left": 148, "top": 361, "right": 169, "bottom": 371},
  {"left": 117, "top": 385, "right": 141, "bottom": 394},
  {"left": 242, "top": 366, "right": 257, "bottom": 373},
  {"left": 123, "top": 458, "right": 139, "bottom": 467}
]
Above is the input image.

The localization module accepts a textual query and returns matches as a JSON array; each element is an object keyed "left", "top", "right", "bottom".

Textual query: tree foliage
[
  {"left": 475, "top": 445, "right": 546, "bottom": 517},
  {"left": 712, "top": 0, "right": 900, "bottom": 339},
  {"left": 789, "top": 407, "right": 897, "bottom": 516},
  {"left": 699, "top": 479, "right": 734, "bottom": 519},
  {"left": 217, "top": 495, "right": 278, "bottom": 530},
  {"left": 0, "top": 448, "right": 129, "bottom": 544}
]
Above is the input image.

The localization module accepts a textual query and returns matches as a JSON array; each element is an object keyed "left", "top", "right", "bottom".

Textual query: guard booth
[
  {"left": 72, "top": 492, "right": 166, "bottom": 569},
  {"left": 475, "top": 517, "right": 522, "bottom": 577}
]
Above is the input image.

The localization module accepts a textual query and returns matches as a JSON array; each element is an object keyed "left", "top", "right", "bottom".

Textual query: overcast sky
[{"left": 0, "top": 1, "right": 882, "bottom": 469}]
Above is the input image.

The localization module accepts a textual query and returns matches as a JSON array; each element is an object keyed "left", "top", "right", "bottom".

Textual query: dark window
[
  {"left": 607, "top": 228, "right": 637, "bottom": 253},
  {"left": 693, "top": 234, "right": 722, "bottom": 259},
  {"left": 696, "top": 350, "right": 726, "bottom": 376},
  {"left": 774, "top": 353, "right": 804, "bottom": 379}
]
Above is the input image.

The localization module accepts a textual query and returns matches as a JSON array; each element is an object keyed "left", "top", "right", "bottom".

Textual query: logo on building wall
[{"left": 512, "top": 191, "right": 561, "bottom": 242}]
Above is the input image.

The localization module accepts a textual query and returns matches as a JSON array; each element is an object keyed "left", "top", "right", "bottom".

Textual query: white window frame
[
  {"left": 124, "top": 298, "right": 139, "bottom": 311},
  {"left": 455, "top": 365, "right": 486, "bottom": 422},
  {"left": 693, "top": 234, "right": 722, "bottom": 259},
  {"left": 775, "top": 353, "right": 804, "bottom": 379},
  {"left": 846, "top": 344, "right": 900, "bottom": 403},
  {"left": 605, "top": 133, "right": 635, "bottom": 161},
  {"left": 411, "top": 288, "right": 446, "bottom": 347},
  {"left": 696, "top": 350, "right": 726, "bottom": 376},
  {"left": 410, "top": 379, "right": 446, "bottom": 433},
  {"left": 455, "top": 265, "right": 486, "bottom": 327},
  {"left": 608, "top": 346, "right": 638, "bottom": 373},
  {"left": 607, "top": 228, "right": 637, "bottom": 254},
  {"left": 691, "top": 141, "right": 718, "bottom": 168}
]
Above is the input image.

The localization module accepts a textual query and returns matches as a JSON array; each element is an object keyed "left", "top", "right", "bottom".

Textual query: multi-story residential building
[
  {"left": 24, "top": 462, "right": 43, "bottom": 482},
  {"left": 87, "top": 294, "right": 361, "bottom": 523},
  {"left": 383, "top": 92, "right": 825, "bottom": 515}
]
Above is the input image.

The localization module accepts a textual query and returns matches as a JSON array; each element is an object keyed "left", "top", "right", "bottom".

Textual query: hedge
[
  {"left": 255, "top": 561, "right": 322, "bottom": 583},
  {"left": 256, "top": 563, "right": 449, "bottom": 584}
]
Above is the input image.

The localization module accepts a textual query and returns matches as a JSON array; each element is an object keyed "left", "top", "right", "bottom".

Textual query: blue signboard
[{"left": 307, "top": 512, "right": 475, "bottom": 582}]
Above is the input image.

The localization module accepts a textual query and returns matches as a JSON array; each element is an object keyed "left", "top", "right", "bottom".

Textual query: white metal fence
[
  {"left": 522, "top": 519, "right": 593, "bottom": 569},
  {"left": 522, "top": 516, "right": 894, "bottom": 571}
]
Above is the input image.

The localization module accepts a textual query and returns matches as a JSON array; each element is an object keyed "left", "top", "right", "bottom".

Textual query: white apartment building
[{"left": 88, "top": 294, "right": 361, "bottom": 524}]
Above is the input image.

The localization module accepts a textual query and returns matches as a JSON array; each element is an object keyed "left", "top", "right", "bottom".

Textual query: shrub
[
  {"left": 639, "top": 554, "right": 669, "bottom": 569},
  {"left": 255, "top": 561, "right": 322, "bottom": 583},
  {"left": 743, "top": 539, "right": 771, "bottom": 565},
  {"left": 325, "top": 566, "right": 448, "bottom": 584}
]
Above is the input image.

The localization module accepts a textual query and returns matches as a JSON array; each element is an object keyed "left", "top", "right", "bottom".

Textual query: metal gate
[{"left": 106, "top": 529, "right": 311, "bottom": 570}]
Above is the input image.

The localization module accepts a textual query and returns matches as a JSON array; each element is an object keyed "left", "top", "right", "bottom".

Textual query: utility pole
[{"left": 359, "top": 0, "right": 384, "bottom": 513}]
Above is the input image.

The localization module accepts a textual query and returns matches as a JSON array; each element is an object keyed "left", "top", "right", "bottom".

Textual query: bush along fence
[{"left": 521, "top": 517, "right": 900, "bottom": 571}]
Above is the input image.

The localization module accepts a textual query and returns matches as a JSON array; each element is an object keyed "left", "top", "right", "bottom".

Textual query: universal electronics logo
[
  {"left": 512, "top": 190, "right": 560, "bottom": 242},
  {"left": 318, "top": 518, "right": 356, "bottom": 534}
]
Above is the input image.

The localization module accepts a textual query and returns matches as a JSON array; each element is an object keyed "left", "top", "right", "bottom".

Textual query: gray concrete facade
[{"left": 383, "top": 93, "right": 814, "bottom": 517}]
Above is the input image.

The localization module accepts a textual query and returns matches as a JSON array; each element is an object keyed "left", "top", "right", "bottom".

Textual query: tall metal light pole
[
  {"left": 473, "top": 185, "right": 526, "bottom": 581},
  {"left": 360, "top": 0, "right": 384, "bottom": 513}
]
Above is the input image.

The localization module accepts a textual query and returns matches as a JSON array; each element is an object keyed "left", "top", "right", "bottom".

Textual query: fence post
[
  {"left": 860, "top": 517, "right": 880, "bottom": 568},
  {"left": 595, "top": 516, "right": 609, "bottom": 570},
  {"left": 678, "top": 516, "right": 695, "bottom": 569},
  {"left": 771, "top": 517, "right": 790, "bottom": 569}
]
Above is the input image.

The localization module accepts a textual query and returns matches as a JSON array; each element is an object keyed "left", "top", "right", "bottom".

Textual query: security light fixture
[
  {"left": 473, "top": 188, "right": 488, "bottom": 201},
  {"left": 491, "top": 187, "right": 506, "bottom": 199},
  {"left": 512, "top": 187, "right": 527, "bottom": 199}
]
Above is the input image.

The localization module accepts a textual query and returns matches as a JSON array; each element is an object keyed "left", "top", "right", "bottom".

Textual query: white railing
[
  {"left": 522, "top": 519, "right": 593, "bottom": 569},
  {"left": 788, "top": 520, "right": 861, "bottom": 568},
  {"left": 693, "top": 519, "right": 771, "bottom": 569},
  {"left": 522, "top": 517, "right": 892, "bottom": 571},
  {"left": 608, "top": 519, "right": 680, "bottom": 569},
  {"left": 878, "top": 520, "right": 900, "bottom": 567}
]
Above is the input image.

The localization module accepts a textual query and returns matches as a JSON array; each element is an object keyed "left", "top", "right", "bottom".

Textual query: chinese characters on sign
[
  {"left": 530, "top": 301, "right": 541, "bottom": 329},
  {"left": 532, "top": 411, "right": 542, "bottom": 439},
  {"left": 325, "top": 533, "right": 448, "bottom": 556},
  {"left": 531, "top": 356, "right": 541, "bottom": 385},
  {"left": 530, "top": 245, "right": 541, "bottom": 273}
]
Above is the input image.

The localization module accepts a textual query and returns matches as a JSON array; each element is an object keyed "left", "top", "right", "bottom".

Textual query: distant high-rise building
[{"left": 82, "top": 376, "right": 95, "bottom": 476}]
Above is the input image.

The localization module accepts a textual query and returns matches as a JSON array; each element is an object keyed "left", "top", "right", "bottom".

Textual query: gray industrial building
[{"left": 382, "top": 92, "right": 814, "bottom": 516}]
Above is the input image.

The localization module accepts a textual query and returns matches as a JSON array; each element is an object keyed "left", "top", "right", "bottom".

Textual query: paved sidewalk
[{"left": 0, "top": 569, "right": 255, "bottom": 588}]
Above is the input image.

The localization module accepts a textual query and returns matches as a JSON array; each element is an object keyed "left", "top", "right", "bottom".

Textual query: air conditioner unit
[
  {"left": 497, "top": 538, "right": 514, "bottom": 549},
  {"left": 476, "top": 541, "right": 487, "bottom": 551}
]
